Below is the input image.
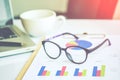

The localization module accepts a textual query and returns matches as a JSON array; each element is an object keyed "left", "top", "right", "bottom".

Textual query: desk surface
[{"left": 0, "top": 19, "right": 120, "bottom": 80}]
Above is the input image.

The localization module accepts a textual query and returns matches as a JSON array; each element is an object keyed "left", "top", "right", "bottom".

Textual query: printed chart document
[{"left": 18, "top": 35, "right": 120, "bottom": 80}]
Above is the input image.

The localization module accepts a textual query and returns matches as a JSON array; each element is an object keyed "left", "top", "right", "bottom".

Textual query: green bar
[
  {"left": 64, "top": 72, "right": 68, "bottom": 76},
  {"left": 46, "top": 71, "right": 50, "bottom": 76},
  {"left": 82, "top": 69, "right": 87, "bottom": 76},
  {"left": 101, "top": 65, "right": 106, "bottom": 76}
]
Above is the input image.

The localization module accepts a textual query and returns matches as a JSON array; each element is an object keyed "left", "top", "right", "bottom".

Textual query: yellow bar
[
  {"left": 82, "top": 69, "right": 87, "bottom": 76},
  {"left": 46, "top": 71, "right": 50, "bottom": 76},
  {"left": 64, "top": 72, "right": 68, "bottom": 76},
  {"left": 101, "top": 65, "right": 106, "bottom": 77}
]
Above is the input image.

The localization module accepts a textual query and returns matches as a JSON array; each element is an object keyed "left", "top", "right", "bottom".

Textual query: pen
[{"left": 0, "top": 41, "right": 23, "bottom": 47}]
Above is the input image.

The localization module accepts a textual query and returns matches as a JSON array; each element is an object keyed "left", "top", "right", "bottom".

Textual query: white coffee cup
[{"left": 20, "top": 9, "right": 65, "bottom": 37}]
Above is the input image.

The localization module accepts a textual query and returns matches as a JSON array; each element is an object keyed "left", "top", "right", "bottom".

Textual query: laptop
[{"left": 0, "top": 0, "right": 35, "bottom": 57}]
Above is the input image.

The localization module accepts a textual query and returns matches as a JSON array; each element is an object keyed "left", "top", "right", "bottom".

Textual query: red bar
[
  {"left": 42, "top": 70, "right": 47, "bottom": 76},
  {"left": 96, "top": 70, "right": 101, "bottom": 76},
  {"left": 78, "top": 72, "right": 82, "bottom": 76},
  {"left": 60, "top": 66, "right": 66, "bottom": 76}
]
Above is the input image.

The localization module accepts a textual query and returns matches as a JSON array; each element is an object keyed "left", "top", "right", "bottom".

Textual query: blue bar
[
  {"left": 56, "top": 71, "right": 61, "bottom": 76},
  {"left": 37, "top": 66, "right": 45, "bottom": 76},
  {"left": 92, "top": 66, "right": 97, "bottom": 76},
  {"left": 74, "top": 68, "right": 79, "bottom": 76}
]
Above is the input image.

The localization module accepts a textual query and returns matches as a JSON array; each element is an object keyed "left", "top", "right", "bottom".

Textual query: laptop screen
[{"left": 0, "top": 0, "right": 13, "bottom": 26}]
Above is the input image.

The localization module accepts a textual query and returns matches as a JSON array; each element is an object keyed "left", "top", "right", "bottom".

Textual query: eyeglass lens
[
  {"left": 43, "top": 41, "right": 61, "bottom": 59},
  {"left": 43, "top": 41, "right": 87, "bottom": 64},
  {"left": 66, "top": 46, "right": 87, "bottom": 63}
]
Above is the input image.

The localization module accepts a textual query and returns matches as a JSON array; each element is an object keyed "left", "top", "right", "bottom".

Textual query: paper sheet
[{"left": 22, "top": 35, "right": 120, "bottom": 80}]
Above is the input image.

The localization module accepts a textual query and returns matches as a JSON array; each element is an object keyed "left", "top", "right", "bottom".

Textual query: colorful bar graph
[
  {"left": 37, "top": 66, "right": 50, "bottom": 76},
  {"left": 92, "top": 65, "right": 106, "bottom": 77},
  {"left": 37, "top": 65, "right": 106, "bottom": 77},
  {"left": 74, "top": 68, "right": 87, "bottom": 76},
  {"left": 56, "top": 66, "right": 68, "bottom": 76}
]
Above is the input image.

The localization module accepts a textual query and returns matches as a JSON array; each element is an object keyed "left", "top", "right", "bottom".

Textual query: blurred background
[{"left": 11, "top": 0, "right": 120, "bottom": 19}]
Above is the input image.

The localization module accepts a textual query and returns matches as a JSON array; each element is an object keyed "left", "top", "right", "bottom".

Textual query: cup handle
[
  {"left": 51, "top": 15, "right": 65, "bottom": 34},
  {"left": 56, "top": 15, "right": 66, "bottom": 22},
  {"left": 55, "top": 15, "right": 66, "bottom": 29}
]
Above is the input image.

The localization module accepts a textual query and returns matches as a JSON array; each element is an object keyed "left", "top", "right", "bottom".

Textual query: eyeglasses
[{"left": 42, "top": 32, "right": 111, "bottom": 64}]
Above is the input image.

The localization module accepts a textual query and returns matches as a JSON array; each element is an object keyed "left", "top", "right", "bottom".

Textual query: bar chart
[
  {"left": 37, "top": 65, "right": 106, "bottom": 77},
  {"left": 74, "top": 68, "right": 87, "bottom": 76},
  {"left": 92, "top": 65, "right": 106, "bottom": 77},
  {"left": 37, "top": 66, "right": 50, "bottom": 76},
  {"left": 56, "top": 66, "right": 68, "bottom": 76}
]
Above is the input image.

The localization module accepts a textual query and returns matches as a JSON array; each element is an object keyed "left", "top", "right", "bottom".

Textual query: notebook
[{"left": 0, "top": 0, "right": 35, "bottom": 57}]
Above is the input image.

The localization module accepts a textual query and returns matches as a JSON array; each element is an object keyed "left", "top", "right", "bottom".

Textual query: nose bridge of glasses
[
  {"left": 61, "top": 48, "right": 66, "bottom": 51},
  {"left": 61, "top": 48, "right": 69, "bottom": 56}
]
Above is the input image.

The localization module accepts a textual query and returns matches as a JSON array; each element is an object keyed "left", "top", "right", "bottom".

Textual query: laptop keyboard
[{"left": 0, "top": 27, "right": 17, "bottom": 40}]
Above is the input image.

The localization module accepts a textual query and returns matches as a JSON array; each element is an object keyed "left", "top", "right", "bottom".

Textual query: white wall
[{"left": 11, "top": 0, "right": 68, "bottom": 16}]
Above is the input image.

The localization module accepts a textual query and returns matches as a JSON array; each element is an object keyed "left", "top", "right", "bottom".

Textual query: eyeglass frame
[{"left": 42, "top": 32, "right": 111, "bottom": 64}]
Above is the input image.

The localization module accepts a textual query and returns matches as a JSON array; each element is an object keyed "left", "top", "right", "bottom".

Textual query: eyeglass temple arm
[
  {"left": 46, "top": 32, "right": 79, "bottom": 41},
  {"left": 88, "top": 39, "right": 111, "bottom": 53}
]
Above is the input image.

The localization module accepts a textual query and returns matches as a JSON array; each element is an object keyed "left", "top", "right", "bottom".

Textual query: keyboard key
[{"left": 0, "top": 27, "right": 17, "bottom": 40}]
